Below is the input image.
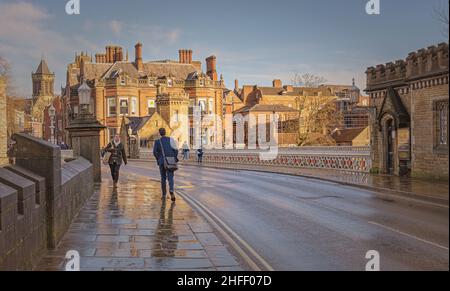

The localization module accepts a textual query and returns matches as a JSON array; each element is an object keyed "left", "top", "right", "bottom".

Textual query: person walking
[
  {"left": 153, "top": 128, "right": 179, "bottom": 202},
  {"left": 182, "top": 141, "right": 190, "bottom": 160},
  {"left": 103, "top": 134, "right": 127, "bottom": 188},
  {"left": 197, "top": 147, "right": 204, "bottom": 164}
]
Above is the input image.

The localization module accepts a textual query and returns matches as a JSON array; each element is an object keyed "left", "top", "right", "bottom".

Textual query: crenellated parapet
[
  {"left": 405, "top": 43, "right": 449, "bottom": 79},
  {"left": 366, "top": 60, "right": 406, "bottom": 87},
  {"left": 366, "top": 43, "right": 449, "bottom": 88}
]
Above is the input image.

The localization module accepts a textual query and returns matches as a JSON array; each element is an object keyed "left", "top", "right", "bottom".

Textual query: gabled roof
[
  {"left": 332, "top": 127, "right": 366, "bottom": 143},
  {"left": 378, "top": 87, "right": 410, "bottom": 128},
  {"left": 126, "top": 115, "right": 153, "bottom": 134}
]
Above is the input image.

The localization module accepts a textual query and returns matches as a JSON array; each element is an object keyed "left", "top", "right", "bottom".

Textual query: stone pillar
[
  {"left": 66, "top": 111, "right": 106, "bottom": 183},
  {"left": 0, "top": 77, "right": 7, "bottom": 166}
]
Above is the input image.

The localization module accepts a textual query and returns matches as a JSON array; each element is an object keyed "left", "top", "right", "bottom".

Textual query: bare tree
[
  {"left": 433, "top": 0, "right": 449, "bottom": 38},
  {"left": 292, "top": 73, "right": 327, "bottom": 88},
  {"left": 0, "top": 56, "right": 11, "bottom": 80},
  {"left": 0, "top": 56, "right": 16, "bottom": 96},
  {"left": 292, "top": 74, "right": 340, "bottom": 146}
]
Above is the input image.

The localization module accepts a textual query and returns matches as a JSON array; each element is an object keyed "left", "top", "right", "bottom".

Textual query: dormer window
[
  {"left": 167, "top": 79, "right": 173, "bottom": 87},
  {"left": 120, "top": 78, "right": 126, "bottom": 85}
]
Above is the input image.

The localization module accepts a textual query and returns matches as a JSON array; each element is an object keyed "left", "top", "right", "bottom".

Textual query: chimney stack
[
  {"left": 187, "top": 49, "right": 192, "bottom": 64},
  {"left": 179, "top": 49, "right": 184, "bottom": 63},
  {"left": 234, "top": 79, "right": 239, "bottom": 91},
  {"left": 206, "top": 55, "right": 218, "bottom": 81},
  {"left": 135, "top": 42, "right": 143, "bottom": 71},
  {"left": 106, "top": 46, "right": 114, "bottom": 63},
  {"left": 179, "top": 49, "right": 193, "bottom": 64}
]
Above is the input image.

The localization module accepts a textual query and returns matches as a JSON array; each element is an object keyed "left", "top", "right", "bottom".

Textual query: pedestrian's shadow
[{"left": 154, "top": 199, "right": 178, "bottom": 257}]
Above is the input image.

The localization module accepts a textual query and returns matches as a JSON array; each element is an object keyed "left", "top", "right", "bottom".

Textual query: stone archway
[{"left": 380, "top": 114, "right": 398, "bottom": 175}]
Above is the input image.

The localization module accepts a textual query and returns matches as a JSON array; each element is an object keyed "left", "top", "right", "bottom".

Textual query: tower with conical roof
[{"left": 32, "top": 58, "right": 55, "bottom": 121}]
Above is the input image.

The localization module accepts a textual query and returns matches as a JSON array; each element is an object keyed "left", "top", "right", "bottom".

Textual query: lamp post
[
  {"left": 128, "top": 127, "right": 133, "bottom": 158},
  {"left": 78, "top": 79, "right": 91, "bottom": 115},
  {"left": 66, "top": 78, "right": 106, "bottom": 183}
]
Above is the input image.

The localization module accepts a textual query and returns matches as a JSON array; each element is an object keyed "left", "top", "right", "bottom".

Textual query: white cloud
[{"left": 109, "top": 20, "right": 123, "bottom": 36}]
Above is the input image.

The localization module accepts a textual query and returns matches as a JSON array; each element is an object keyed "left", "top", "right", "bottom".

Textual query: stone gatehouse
[{"left": 366, "top": 43, "right": 449, "bottom": 179}]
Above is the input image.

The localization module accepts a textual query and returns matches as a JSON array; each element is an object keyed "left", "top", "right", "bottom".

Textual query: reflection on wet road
[{"left": 126, "top": 162, "right": 449, "bottom": 271}]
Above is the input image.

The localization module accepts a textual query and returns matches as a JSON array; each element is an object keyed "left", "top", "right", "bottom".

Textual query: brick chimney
[
  {"left": 206, "top": 55, "right": 218, "bottom": 81},
  {"left": 135, "top": 42, "right": 143, "bottom": 71},
  {"left": 273, "top": 79, "right": 282, "bottom": 88},
  {"left": 179, "top": 49, "right": 193, "bottom": 64},
  {"left": 234, "top": 79, "right": 239, "bottom": 91}
]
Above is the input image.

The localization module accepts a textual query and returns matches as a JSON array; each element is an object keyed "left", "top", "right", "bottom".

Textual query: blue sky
[{"left": 0, "top": 0, "right": 448, "bottom": 97}]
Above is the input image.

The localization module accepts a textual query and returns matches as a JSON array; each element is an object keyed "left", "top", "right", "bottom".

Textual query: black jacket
[
  {"left": 105, "top": 142, "right": 127, "bottom": 165},
  {"left": 153, "top": 137, "right": 179, "bottom": 166}
]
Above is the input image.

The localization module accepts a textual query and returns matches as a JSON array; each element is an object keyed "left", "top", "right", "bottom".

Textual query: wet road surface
[{"left": 126, "top": 161, "right": 449, "bottom": 271}]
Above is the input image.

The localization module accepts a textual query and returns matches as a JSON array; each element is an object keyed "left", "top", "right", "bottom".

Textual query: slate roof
[
  {"left": 35, "top": 59, "right": 52, "bottom": 75},
  {"left": 82, "top": 61, "right": 200, "bottom": 81},
  {"left": 331, "top": 127, "right": 366, "bottom": 144},
  {"left": 234, "top": 104, "right": 297, "bottom": 114}
]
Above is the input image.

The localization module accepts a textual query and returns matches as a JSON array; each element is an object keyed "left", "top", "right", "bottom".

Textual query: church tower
[{"left": 32, "top": 59, "right": 55, "bottom": 122}]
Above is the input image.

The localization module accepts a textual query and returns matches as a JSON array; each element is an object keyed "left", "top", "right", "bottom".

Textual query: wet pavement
[
  {"left": 126, "top": 161, "right": 449, "bottom": 271},
  {"left": 35, "top": 170, "right": 244, "bottom": 271},
  {"left": 176, "top": 160, "right": 449, "bottom": 205}
]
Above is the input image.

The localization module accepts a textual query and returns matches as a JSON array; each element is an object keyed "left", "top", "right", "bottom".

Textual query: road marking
[
  {"left": 368, "top": 221, "right": 449, "bottom": 251},
  {"left": 177, "top": 190, "right": 275, "bottom": 271}
]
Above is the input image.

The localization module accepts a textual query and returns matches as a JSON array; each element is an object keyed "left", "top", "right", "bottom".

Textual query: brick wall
[
  {"left": 0, "top": 133, "right": 94, "bottom": 270},
  {"left": 411, "top": 81, "right": 449, "bottom": 179}
]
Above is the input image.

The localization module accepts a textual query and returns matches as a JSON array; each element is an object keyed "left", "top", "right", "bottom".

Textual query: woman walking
[{"left": 104, "top": 134, "right": 127, "bottom": 188}]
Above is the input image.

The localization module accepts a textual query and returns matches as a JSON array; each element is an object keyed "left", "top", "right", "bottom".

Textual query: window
[
  {"left": 436, "top": 100, "right": 449, "bottom": 148},
  {"left": 107, "top": 98, "right": 117, "bottom": 116},
  {"left": 131, "top": 97, "right": 138, "bottom": 115},
  {"left": 209, "top": 99, "right": 214, "bottom": 114},
  {"left": 167, "top": 79, "right": 173, "bottom": 87},
  {"left": 198, "top": 100, "right": 206, "bottom": 113},
  {"left": 174, "top": 110, "right": 179, "bottom": 122},
  {"left": 120, "top": 98, "right": 129, "bottom": 115},
  {"left": 148, "top": 99, "right": 156, "bottom": 115}
]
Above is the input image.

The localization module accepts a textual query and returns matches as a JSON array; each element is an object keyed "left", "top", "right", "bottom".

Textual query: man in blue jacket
[{"left": 153, "top": 128, "right": 179, "bottom": 202}]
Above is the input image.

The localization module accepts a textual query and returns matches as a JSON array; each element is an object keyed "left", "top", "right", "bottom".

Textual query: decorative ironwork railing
[{"left": 139, "top": 146, "right": 372, "bottom": 173}]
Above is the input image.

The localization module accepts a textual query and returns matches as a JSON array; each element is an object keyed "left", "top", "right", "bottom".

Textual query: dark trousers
[
  {"left": 109, "top": 163, "right": 121, "bottom": 183},
  {"left": 159, "top": 165, "right": 174, "bottom": 195},
  {"left": 197, "top": 156, "right": 203, "bottom": 163}
]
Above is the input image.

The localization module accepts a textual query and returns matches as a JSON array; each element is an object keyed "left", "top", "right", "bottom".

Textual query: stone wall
[
  {"left": 0, "top": 77, "right": 7, "bottom": 166},
  {"left": 0, "top": 133, "right": 94, "bottom": 270},
  {"left": 366, "top": 43, "right": 449, "bottom": 179}
]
